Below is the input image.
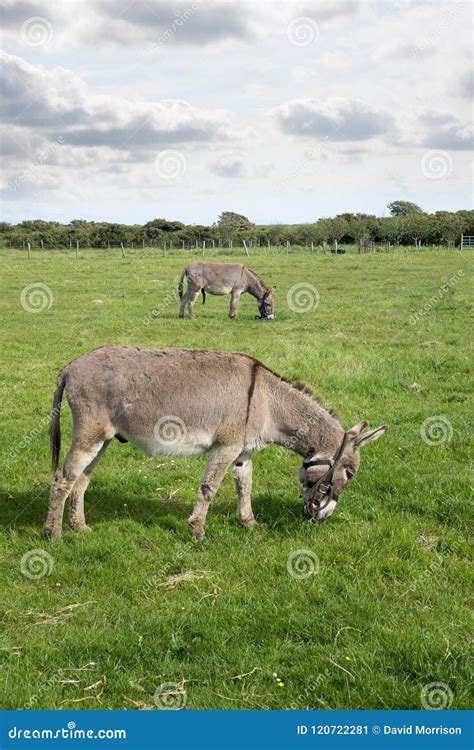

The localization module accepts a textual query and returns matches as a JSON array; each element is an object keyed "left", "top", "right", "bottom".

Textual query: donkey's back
[{"left": 55, "top": 345, "right": 259, "bottom": 457}]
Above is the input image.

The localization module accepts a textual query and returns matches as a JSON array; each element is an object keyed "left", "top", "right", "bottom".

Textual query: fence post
[
  {"left": 286, "top": 240, "right": 290, "bottom": 254},
  {"left": 202, "top": 240, "right": 205, "bottom": 256},
  {"left": 27, "top": 241, "right": 31, "bottom": 260},
  {"left": 40, "top": 239, "right": 44, "bottom": 250},
  {"left": 120, "top": 242, "right": 126, "bottom": 258},
  {"left": 242, "top": 240, "right": 250, "bottom": 256}
]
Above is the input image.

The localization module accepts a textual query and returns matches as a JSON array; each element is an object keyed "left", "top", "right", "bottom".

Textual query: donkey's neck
[
  {"left": 265, "top": 374, "right": 344, "bottom": 457},
  {"left": 244, "top": 269, "right": 266, "bottom": 300}
]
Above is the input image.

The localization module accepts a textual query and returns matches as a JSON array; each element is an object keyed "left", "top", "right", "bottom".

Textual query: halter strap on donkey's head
[
  {"left": 302, "top": 431, "right": 350, "bottom": 518},
  {"left": 301, "top": 421, "right": 388, "bottom": 520},
  {"left": 255, "top": 289, "right": 274, "bottom": 320}
]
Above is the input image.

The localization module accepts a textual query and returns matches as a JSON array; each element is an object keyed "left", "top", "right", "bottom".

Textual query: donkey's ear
[
  {"left": 354, "top": 425, "right": 388, "bottom": 449},
  {"left": 347, "top": 421, "right": 368, "bottom": 437}
]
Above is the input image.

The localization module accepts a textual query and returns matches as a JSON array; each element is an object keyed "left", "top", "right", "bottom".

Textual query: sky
[{"left": 0, "top": 0, "right": 472, "bottom": 226}]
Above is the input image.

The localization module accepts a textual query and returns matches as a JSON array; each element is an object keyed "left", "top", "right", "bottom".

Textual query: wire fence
[{"left": 1, "top": 241, "right": 471, "bottom": 261}]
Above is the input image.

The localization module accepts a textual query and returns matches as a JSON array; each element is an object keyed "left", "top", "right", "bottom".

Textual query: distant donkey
[
  {"left": 43, "top": 346, "right": 386, "bottom": 541},
  {"left": 178, "top": 262, "right": 275, "bottom": 319}
]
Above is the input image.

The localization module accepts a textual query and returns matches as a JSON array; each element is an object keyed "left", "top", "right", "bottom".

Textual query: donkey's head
[
  {"left": 257, "top": 287, "right": 275, "bottom": 320},
  {"left": 299, "top": 421, "right": 387, "bottom": 522}
]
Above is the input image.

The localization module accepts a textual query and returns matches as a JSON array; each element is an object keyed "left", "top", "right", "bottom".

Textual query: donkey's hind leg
[
  {"left": 179, "top": 286, "right": 188, "bottom": 318},
  {"left": 43, "top": 438, "right": 105, "bottom": 541},
  {"left": 68, "top": 440, "right": 111, "bottom": 533},
  {"left": 187, "top": 289, "right": 200, "bottom": 319}
]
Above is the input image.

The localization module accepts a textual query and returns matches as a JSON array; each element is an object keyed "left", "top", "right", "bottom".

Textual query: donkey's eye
[{"left": 345, "top": 469, "right": 354, "bottom": 481}]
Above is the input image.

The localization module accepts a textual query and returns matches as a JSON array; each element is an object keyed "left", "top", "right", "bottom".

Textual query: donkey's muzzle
[{"left": 301, "top": 487, "right": 339, "bottom": 522}]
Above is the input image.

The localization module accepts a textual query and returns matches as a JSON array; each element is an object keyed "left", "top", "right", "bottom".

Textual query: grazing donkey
[
  {"left": 44, "top": 346, "right": 387, "bottom": 541},
  {"left": 178, "top": 262, "right": 275, "bottom": 320}
]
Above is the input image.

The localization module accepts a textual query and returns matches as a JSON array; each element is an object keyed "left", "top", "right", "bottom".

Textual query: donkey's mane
[
  {"left": 247, "top": 267, "right": 269, "bottom": 292},
  {"left": 244, "top": 355, "right": 342, "bottom": 424}
]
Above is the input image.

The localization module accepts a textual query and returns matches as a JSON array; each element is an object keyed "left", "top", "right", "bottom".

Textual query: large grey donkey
[{"left": 44, "top": 346, "right": 387, "bottom": 541}]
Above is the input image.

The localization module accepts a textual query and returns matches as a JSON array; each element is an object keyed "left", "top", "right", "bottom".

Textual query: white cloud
[
  {"left": 273, "top": 98, "right": 394, "bottom": 142},
  {"left": 0, "top": 51, "right": 235, "bottom": 152},
  {"left": 209, "top": 153, "right": 245, "bottom": 178},
  {"left": 459, "top": 70, "right": 473, "bottom": 99}
]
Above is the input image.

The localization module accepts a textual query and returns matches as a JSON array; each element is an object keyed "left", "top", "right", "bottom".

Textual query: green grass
[{"left": 0, "top": 247, "right": 472, "bottom": 711}]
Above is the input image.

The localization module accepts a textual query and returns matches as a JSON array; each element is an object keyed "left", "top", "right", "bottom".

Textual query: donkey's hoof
[
  {"left": 43, "top": 525, "right": 62, "bottom": 542},
  {"left": 239, "top": 517, "right": 258, "bottom": 529},
  {"left": 188, "top": 517, "right": 205, "bottom": 541},
  {"left": 69, "top": 524, "right": 92, "bottom": 534}
]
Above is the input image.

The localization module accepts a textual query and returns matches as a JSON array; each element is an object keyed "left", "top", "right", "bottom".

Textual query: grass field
[{"left": 0, "top": 247, "right": 472, "bottom": 711}]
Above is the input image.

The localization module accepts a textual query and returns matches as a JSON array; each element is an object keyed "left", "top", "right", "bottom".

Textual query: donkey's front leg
[
  {"left": 233, "top": 455, "right": 257, "bottom": 527},
  {"left": 229, "top": 289, "right": 241, "bottom": 318},
  {"left": 188, "top": 446, "right": 239, "bottom": 540}
]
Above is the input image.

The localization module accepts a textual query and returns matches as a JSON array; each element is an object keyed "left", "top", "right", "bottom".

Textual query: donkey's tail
[
  {"left": 50, "top": 370, "right": 66, "bottom": 471},
  {"left": 178, "top": 267, "right": 187, "bottom": 299},
  {"left": 201, "top": 289, "right": 206, "bottom": 305}
]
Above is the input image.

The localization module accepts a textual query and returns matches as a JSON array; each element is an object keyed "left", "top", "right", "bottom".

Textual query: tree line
[{"left": 1, "top": 204, "right": 472, "bottom": 251}]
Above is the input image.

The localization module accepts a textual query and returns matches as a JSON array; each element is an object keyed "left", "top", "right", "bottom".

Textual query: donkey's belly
[
  {"left": 126, "top": 431, "right": 212, "bottom": 458},
  {"left": 205, "top": 285, "right": 233, "bottom": 296}
]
